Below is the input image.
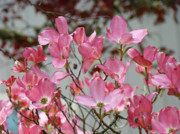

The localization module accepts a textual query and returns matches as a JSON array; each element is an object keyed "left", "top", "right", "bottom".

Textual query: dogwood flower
[
  {"left": 74, "top": 27, "right": 96, "bottom": 45},
  {"left": 78, "top": 36, "right": 104, "bottom": 73},
  {"left": 127, "top": 45, "right": 158, "bottom": 67},
  {"left": 38, "top": 16, "right": 69, "bottom": 45},
  {"left": 0, "top": 75, "right": 16, "bottom": 87},
  {"left": 11, "top": 59, "right": 27, "bottom": 73},
  {"left": 106, "top": 15, "right": 148, "bottom": 45},
  {"left": 26, "top": 78, "right": 56, "bottom": 110},
  {"left": 23, "top": 45, "right": 47, "bottom": 63},
  {"left": 48, "top": 34, "right": 72, "bottom": 68},
  {"left": 151, "top": 106, "right": 180, "bottom": 134},
  {"left": 75, "top": 77, "right": 124, "bottom": 112},
  {"left": 96, "top": 57, "right": 130, "bottom": 85},
  {"left": 128, "top": 93, "right": 157, "bottom": 131}
]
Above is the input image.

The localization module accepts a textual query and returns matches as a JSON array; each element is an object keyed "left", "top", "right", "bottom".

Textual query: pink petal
[
  {"left": 116, "top": 59, "right": 131, "bottom": 84},
  {"left": 106, "top": 15, "right": 127, "bottom": 43},
  {"left": 90, "top": 77, "right": 105, "bottom": 102},
  {"left": 48, "top": 42, "right": 61, "bottom": 57},
  {"left": 127, "top": 48, "right": 141, "bottom": 59},
  {"left": 156, "top": 52, "right": 166, "bottom": 71},
  {"left": 18, "top": 122, "right": 29, "bottom": 134},
  {"left": 82, "top": 58, "right": 94, "bottom": 74},
  {"left": 52, "top": 57, "right": 66, "bottom": 69},
  {"left": 55, "top": 16, "right": 68, "bottom": 34},
  {"left": 104, "top": 89, "right": 124, "bottom": 112},
  {"left": 58, "top": 34, "right": 72, "bottom": 48},
  {"left": 38, "top": 78, "right": 56, "bottom": 97},
  {"left": 146, "top": 92, "right": 158, "bottom": 102},
  {"left": 96, "top": 64, "right": 112, "bottom": 76},
  {"left": 91, "top": 36, "right": 104, "bottom": 54},
  {"left": 78, "top": 43, "right": 93, "bottom": 58},
  {"left": 106, "top": 27, "right": 119, "bottom": 43},
  {"left": 151, "top": 118, "right": 166, "bottom": 133},
  {"left": 121, "top": 84, "right": 137, "bottom": 98},
  {"left": 26, "top": 86, "right": 42, "bottom": 102},
  {"left": 120, "top": 33, "right": 133, "bottom": 44},
  {"left": 127, "top": 48, "right": 152, "bottom": 66},
  {"left": 159, "top": 107, "right": 180, "bottom": 129},
  {"left": 151, "top": 74, "right": 172, "bottom": 88},
  {"left": 105, "top": 57, "right": 125, "bottom": 76},
  {"left": 29, "top": 102, "right": 47, "bottom": 110},
  {"left": 58, "top": 34, "right": 72, "bottom": 59},
  {"left": 87, "top": 30, "right": 96, "bottom": 43},
  {"left": 133, "top": 56, "right": 152, "bottom": 67},
  {"left": 75, "top": 95, "right": 96, "bottom": 107},
  {"left": 23, "top": 45, "right": 47, "bottom": 63},
  {"left": 111, "top": 15, "right": 127, "bottom": 36},
  {"left": 127, "top": 29, "right": 148, "bottom": 44},
  {"left": 143, "top": 46, "right": 158, "bottom": 62},
  {"left": 51, "top": 71, "right": 71, "bottom": 85},
  {"left": 38, "top": 28, "right": 59, "bottom": 45},
  {"left": 30, "top": 65, "right": 50, "bottom": 80},
  {"left": 29, "top": 125, "right": 42, "bottom": 134},
  {"left": 74, "top": 27, "right": 87, "bottom": 45}
]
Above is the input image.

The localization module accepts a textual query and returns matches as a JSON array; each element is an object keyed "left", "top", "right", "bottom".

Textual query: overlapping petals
[
  {"left": 75, "top": 77, "right": 124, "bottom": 112},
  {"left": 127, "top": 45, "right": 158, "bottom": 67},
  {"left": 48, "top": 34, "right": 72, "bottom": 68},
  {"left": 128, "top": 94, "right": 155, "bottom": 130},
  {"left": 96, "top": 57, "right": 130, "bottom": 84},
  {"left": 74, "top": 27, "right": 96, "bottom": 45},
  {"left": 78, "top": 37, "right": 104, "bottom": 73},
  {"left": 38, "top": 16, "right": 69, "bottom": 45},
  {"left": 23, "top": 45, "right": 47, "bottom": 63},
  {"left": 26, "top": 78, "right": 56, "bottom": 110}
]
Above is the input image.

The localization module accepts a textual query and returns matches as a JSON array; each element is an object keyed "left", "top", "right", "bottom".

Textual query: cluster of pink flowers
[{"left": 0, "top": 15, "right": 179, "bottom": 134}]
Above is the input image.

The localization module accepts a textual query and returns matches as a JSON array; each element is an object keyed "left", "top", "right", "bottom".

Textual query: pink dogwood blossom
[
  {"left": 78, "top": 36, "right": 104, "bottom": 73},
  {"left": 48, "top": 34, "right": 72, "bottom": 68},
  {"left": 74, "top": 27, "right": 96, "bottom": 45},
  {"left": 38, "top": 16, "right": 73, "bottom": 68},
  {"left": 26, "top": 78, "right": 56, "bottom": 110},
  {"left": 10, "top": 84, "right": 30, "bottom": 108},
  {"left": 96, "top": 57, "right": 130, "bottom": 85},
  {"left": 151, "top": 53, "right": 180, "bottom": 97},
  {"left": 23, "top": 45, "right": 47, "bottom": 63},
  {"left": 38, "top": 16, "right": 69, "bottom": 45},
  {"left": 127, "top": 45, "right": 158, "bottom": 67},
  {"left": 16, "top": 71, "right": 40, "bottom": 90},
  {"left": 11, "top": 59, "right": 27, "bottom": 73},
  {"left": 151, "top": 106, "right": 180, "bottom": 134},
  {"left": 156, "top": 52, "right": 177, "bottom": 73},
  {"left": 75, "top": 77, "right": 124, "bottom": 112},
  {"left": 128, "top": 94, "right": 156, "bottom": 131},
  {"left": 0, "top": 75, "right": 16, "bottom": 87},
  {"left": 106, "top": 15, "right": 148, "bottom": 44}
]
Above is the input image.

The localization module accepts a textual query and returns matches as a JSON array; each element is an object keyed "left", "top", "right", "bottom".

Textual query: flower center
[
  {"left": 168, "top": 128, "right": 175, "bottom": 133},
  {"left": 96, "top": 102, "right": 105, "bottom": 108},
  {"left": 27, "top": 83, "right": 31, "bottom": 88},
  {"left": 40, "top": 97, "right": 48, "bottom": 105}
]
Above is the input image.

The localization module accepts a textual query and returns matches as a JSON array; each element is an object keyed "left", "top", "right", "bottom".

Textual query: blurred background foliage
[{"left": 0, "top": 0, "right": 180, "bottom": 60}]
